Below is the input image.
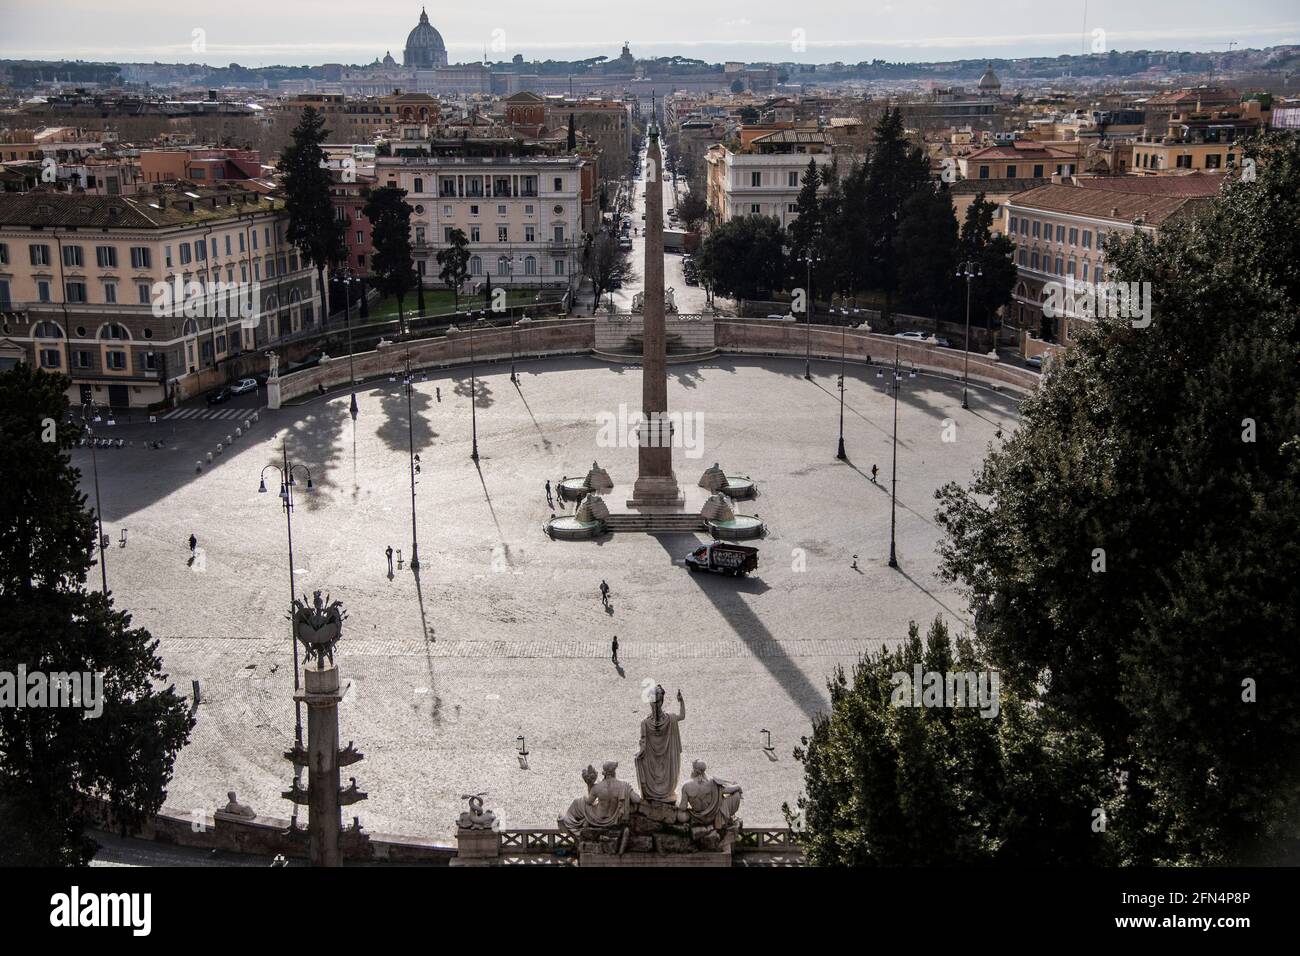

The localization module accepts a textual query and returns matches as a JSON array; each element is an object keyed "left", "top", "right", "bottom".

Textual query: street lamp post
[
  {"left": 258, "top": 446, "right": 314, "bottom": 747},
  {"left": 799, "top": 253, "right": 819, "bottom": 380},
  {"left": 888, "top": 346, "right": 902, "bottom": 569},
  {"left": 468, "top": 311, "right": 483, "bottom": 461},
  {"left": 341, "top": 272, "right": 360, "bottom": 421},
  {"left": 79, "top": 402, "right": 109, "bottom": 594},
  {"left": 403, "top": 350, "right": 421, "bottom": 571},
  {"left": 957, "top": 259, "right": 982, "bottom": 410},
  {"left": 836, "top": 295, "right": 853, "bottom": 461}
]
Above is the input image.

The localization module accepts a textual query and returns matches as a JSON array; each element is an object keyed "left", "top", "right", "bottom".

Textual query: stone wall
[
  {"left": 276, "top": 319, "right": 596, "bottom": 403},
  {"left": 272, "top": 317, "right": 1037, "bottom": 404},
  {"left": 715, "top": 320, "right": 1038, "bottom": 395}
]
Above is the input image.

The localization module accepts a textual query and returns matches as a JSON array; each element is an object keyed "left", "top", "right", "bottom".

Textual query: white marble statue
[
  {"left": 679, "top": 760, "right": 743, "bottom": 831},
  {"left": 635, "top": 685, "right": 685, "bottom": 802}
]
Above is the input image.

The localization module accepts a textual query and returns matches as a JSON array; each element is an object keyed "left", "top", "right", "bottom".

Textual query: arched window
[
  {"left": 497, "top": 256, "right": 510, "bottom": 276},
  {"left": 98, "top": 322, "right": 130, "bottom": 340},
  {"left": 469, "top": 256, "right": 482, "bottom": 275},
  {"left": 33, "top": 321, "right": 63, "bottom": 338},
  {"left": 182, "top": 319, "right": 199, "bottom": 337},
  {"left": 524, "top": 256, "right": 537, "bottom": 276}
]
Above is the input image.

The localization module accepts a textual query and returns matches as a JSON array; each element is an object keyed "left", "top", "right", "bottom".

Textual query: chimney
[{"left": 1050, "top": 172, "right": 1062, "bottom": 184}]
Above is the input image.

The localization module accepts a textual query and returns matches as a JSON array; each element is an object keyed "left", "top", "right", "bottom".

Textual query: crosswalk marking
[{"left": 161, "top": 407, "right": 258, "bottom": 422}]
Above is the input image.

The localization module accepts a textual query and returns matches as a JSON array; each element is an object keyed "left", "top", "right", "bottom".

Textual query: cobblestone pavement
[{"left": 76, "top": 354, "right": 1022, "bottom": 839}]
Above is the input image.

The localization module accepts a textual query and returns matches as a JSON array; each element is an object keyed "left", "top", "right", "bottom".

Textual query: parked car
[
  {"left": 1026, "top": 354, "right": 1045, "bottom": 371},
  {"left": 766, "top": 313, "right": 797, "bottom": 322},
  {"left": 206, "top": 387, "right": 232, "bottom": 405},
  {"left": 893, "top": 330, "right": 927, "bottom": 341},
  {"left": 685, "top": 541, "right": 760, "bottom": 577},
  {"left": 932, "top": 336, "right": 954, "bottom": 348},
  {"left": 230, "top": 377, "right": 258, "bottom": 394}
]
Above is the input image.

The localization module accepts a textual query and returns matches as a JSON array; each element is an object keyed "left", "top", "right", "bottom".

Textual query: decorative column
[
  {"left": 630, "top": 116, "right": 681, "bottom": 506},
  {"left": 281, "top": 591, "right": 367, "bottom": 866}
]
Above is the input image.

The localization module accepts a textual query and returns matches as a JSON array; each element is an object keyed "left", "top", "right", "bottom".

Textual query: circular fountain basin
[
  {"left": 558, "top": 478, "right": 590, "bottom": 502},
  {"left": 723, "top": 477, "right": 757, "bottom": 500},
  {"left": 707, "top": 515, "right": 766, "bottom": 540},
  {"left": 545, "top": 516, "right": 603, "bottom": 540}
]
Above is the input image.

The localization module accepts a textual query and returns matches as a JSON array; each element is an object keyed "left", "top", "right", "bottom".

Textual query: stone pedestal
[
  {"left": 298, "top": 663, "right": 342, "bottom": 867},
  {"left": 450, "top": 827, "right": 501, "bottom": 867},
  {"left": 266, "top": 378, "right": 282, "bottom": 409},
  {"left": 579, "top": 848, "right": 732, "bottom": 867}
]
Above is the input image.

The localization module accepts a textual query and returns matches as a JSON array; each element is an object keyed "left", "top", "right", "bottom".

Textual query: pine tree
[
  {"left": 0, "top": 365, "right": 194, "bottom": 865},
  {"left": 935, "top": 133, "right": 1300, "bottom": 864},
  {"left": 959, "top": 193, "right": 1017, "bottom": 328},
  {"left": 363, "top": 186, "right": 417, "bottom": 336},
  {"left": 896, "top": 184, "right": 959, "bottom": 321},
  {"left": 864, "top": 108, "right": 931, "bottom": 325},
  {"left": 436, "top": 227, "right": 471, "bottom": 313},
  {"left": 277, "top": 107, "right": 347, "bottom": 319}
]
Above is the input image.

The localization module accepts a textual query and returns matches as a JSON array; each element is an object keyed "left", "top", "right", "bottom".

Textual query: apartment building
[
  {"left": 958, "top": 141, "right": 1080, "bottom": 180},
  {"left": 1003, "top": 176, "right": 1215, "bottom": 354},
  {"left": 0, "top": 183, "right": 319, "bottom": 408},
  {"left": 376, "top": 135, "right": 593, "bottom": 293},
  {"left": 705, "top": 130, "right": 833, "bottom": 226}
]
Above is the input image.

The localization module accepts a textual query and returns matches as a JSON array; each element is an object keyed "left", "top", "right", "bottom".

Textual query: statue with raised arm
[
  {"left": 679, "top": 759, "right": 743, "bottom": 832},
  {"left": 635, "top": 685, "right": 685, "bottom": 802}
]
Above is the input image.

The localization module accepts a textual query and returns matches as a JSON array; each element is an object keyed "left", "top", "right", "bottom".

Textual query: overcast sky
[{"left": 2, "top": 0, "right": 1297, "bottom": 66}]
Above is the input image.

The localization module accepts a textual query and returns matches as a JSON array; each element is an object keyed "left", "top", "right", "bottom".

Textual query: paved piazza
[{"left": 76, "top": 354, "right": 1022, "bottom": 839}]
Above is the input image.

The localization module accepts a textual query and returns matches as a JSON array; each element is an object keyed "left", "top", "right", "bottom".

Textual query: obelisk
[{"left": 630, "top": 108, "right": 681, "bottom": 505}]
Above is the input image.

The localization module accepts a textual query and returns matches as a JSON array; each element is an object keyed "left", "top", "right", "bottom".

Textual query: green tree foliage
[
  {"left": 896, "top": 184, "right": 960, "bottom": 321},
  {"left": 791, "top": 618, "right": 1114, "bottom": 866},
  {"left": 786, "top": 158, "right": 823, "bottom": 265},
  {"left": 676, "top": 191, "right": 708, "bottom": 232},
  {"left": 958, "top": 193, "right": 1017, "bottom": 327},
  {"left": 695, "top": 215, "right": 787, "bottom": 301},
  {"left": 277, "top": 106, "right": 346, "bottom": 315},
  {"left": 363, "top": 186, "right": 417, "bottom": 334},
  {"left": 863, "top": 108, "right": 931, "bottom": 321},
  {"left": 934, "top": 134, "right": 1300, "bottom": 864},
  {"left": 0, "top": 365, "right": 194, "bottom": 865},
  {"left": 436, "top": 227, "right": 471, "bottom": 313}
]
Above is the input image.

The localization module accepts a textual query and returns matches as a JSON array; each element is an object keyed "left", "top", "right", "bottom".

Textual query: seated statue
[
  {"left": 560, "top": 762, "right": 640, "bottom": 832},
  {"left": 559, "top": 765, "right": 599, "bottom": 832},
  {"left": 216, "top": 790, "right": 256, "bottom": 820},
  {"left": 678, "top": 760, "right": 742, "bottom": 832}
]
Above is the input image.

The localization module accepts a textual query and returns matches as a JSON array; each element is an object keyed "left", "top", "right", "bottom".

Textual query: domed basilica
[{"left": 403, "top": 7, "right": 448, "bottom": 68}]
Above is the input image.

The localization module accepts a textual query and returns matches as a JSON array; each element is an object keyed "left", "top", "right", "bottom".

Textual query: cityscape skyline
[{"left": 2, "top": 1, "right": 1298, "bottom": 67}]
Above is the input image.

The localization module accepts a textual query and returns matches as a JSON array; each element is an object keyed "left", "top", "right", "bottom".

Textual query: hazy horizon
[{"left": 1, "top": 1, "right": 1297, "bottom": 69}]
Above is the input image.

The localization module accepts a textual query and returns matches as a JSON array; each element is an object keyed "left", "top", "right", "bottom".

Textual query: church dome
[
  {"left": 382, "top": 50, "right": 396, "bottom": 67},
  {"left": 404, "top": 8, "right": 448, "bottom": 69},
  {"left": 978, "top": 63, "right": 1001, "bottom": 91}
]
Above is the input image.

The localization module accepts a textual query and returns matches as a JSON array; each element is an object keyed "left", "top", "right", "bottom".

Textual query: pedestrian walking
[
  {"left": 545, "top": 479, "right": 554, "bottom": 508},
  {"left": 611, "top": 635, "right": 620, "bottom": 664},
  {"left": 436, "top": 386, "right": 442, "bottom": 403},
  {"left": 599, "top": 579, "right": 610, "bottom": 606},
  {"left": 385, "top": 545, "right": 394, "bottom": 574},
  {"left": 189, "top": 533, "right": 197, "bottom": 556},
  {"left": 851, "top": 554, "right": 859, "bottom": 571},
  {"left": 870, "top": 464, "right": 879, "bottom": 484}
]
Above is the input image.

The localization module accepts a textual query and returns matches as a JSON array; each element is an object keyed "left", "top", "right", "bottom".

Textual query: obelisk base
[{"left": 627, "top": 475, "right": 683, "bottom": 508}]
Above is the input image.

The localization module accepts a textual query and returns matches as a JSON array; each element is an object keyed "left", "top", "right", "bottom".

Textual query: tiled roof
[
  {"left": 751, "top": 129, "right": 828, "bottom": 145},
  {"left": 950, "top": 177, "right": 1051, "bottom": 195},
  {"left": 1007, "top": 183, "right": 1208, "bottom": 225},
  {"left": 0, "top": 188, "right": 282, "bottom": 229},
  {"left": 1073, "top": 172, "right": 1226, "bottom": 197},
  {"left": 964, "top": 141, "right": 1073, "bottom": 160}
]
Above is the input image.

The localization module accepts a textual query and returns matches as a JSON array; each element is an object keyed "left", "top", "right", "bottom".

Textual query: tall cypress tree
[
  {"left": 278, "top": 107, "right": 346, "bottom": 320},
  {"left": 864, "top": 108, "right": 931, "bottom": 326},
  {"left": 363, "top": 186, "right": 417, "bottom": 336},
  {"left": 0, "top": 365, "right": 194, "bottom": 865}
]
